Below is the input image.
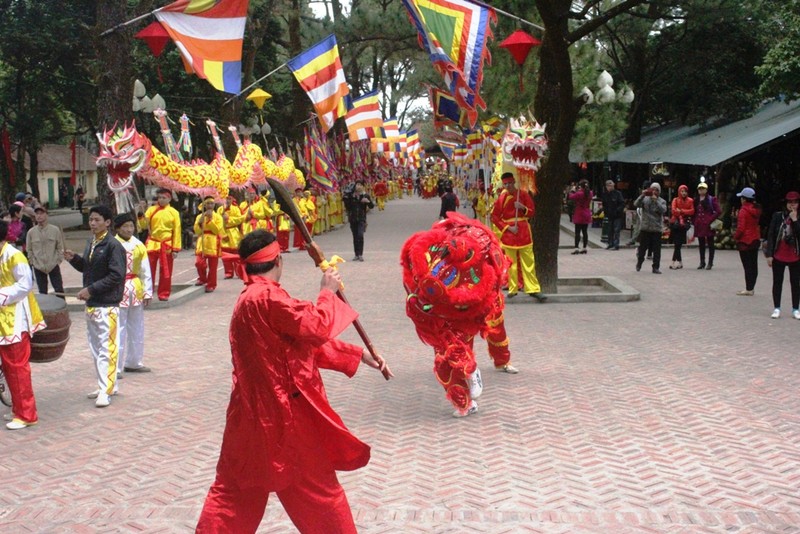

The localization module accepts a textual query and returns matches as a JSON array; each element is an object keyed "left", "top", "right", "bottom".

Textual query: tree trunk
[
  {"left": 94, "top": 0, "right": 136, "bottom": 212},
  {"left": 532, "top": 0, "right": 579, "bottom": 293},
  {"left": 289, "top": 0, "right": 309, "bottom": 138},
  {"left": 27, "top": 149, "right": 40, "bottom": 199}
]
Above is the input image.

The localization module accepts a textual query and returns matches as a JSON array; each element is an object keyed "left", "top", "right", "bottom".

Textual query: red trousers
[
  {"left": 220, "top": 247, "right": 239, "bottom": 279},
  {"left": 0, "top": 333, "right": 37, "bottom": 423},
  {"left": 196, "top": 398, "right": 356, "bottom": 534},
  {"left": 293, "top": 225, "right": 306, "bottom": 250},
  {"left": 277, "top": 230, "right": 290, "bottom": 252},
  {"left": 148, "top": 249, "right": 175, "bottom": 300},
  {"left": 195, "top": 255, "right": 219, "bottom": 290},
  {"left": 482, "top": 308, "right": 511, "bottom": 368}
]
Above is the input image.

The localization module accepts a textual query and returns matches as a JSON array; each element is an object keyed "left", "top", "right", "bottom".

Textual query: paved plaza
[{"left": 2, "top": 196, "right": 799, "bottom": 533}]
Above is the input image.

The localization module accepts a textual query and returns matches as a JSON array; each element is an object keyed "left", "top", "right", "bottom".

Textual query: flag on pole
[
  {"left": 429, "top": 86, "right": 468, "bottom": 129},
  {"left": 383, "top": 118, "right": 400, "bottom": 139},
  {"left": 288, "top": 34, "right": 350, "bottom": 133},
  {"left": 155, "top": 0, "right": 249, "bottom": 93},
  {"left": 345, "top": 91, "right": 383, "bottom": 141},
  {"left": 402, "top": 0, "right": 496, "bottom": 127}
]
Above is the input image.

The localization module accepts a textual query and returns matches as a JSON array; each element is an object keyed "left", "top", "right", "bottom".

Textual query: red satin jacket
[
  {"left": 491, "top": 190, "right": 534, "bottom": 248},
  {"left": 214, "top": 276, "right": 369, "bottom": 491}
]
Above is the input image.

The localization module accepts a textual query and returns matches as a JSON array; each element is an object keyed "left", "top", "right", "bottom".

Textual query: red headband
[{"left": 234, "top": 241, "right": 281, "bottom": 283}]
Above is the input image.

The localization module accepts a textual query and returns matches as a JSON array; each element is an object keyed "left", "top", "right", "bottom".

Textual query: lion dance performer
[{"left": 401, "top": 212, "right": 518, "bottom": 418}]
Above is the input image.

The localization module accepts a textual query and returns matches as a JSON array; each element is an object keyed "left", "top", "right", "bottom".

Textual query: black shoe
[
  {"left": 706, "top": 263, "right": 713, "bottom": 270},
  {"left": 636, "top": 263, "right": 642, "bottom": 272},
  {"left": 613, "top": 247, "right": 619, "bottom": 250},
  {"left": 652, "top": 269, "right": 662, "bottom": 274},
  {"left": 507, "top": 292, "right": 518, "bottom": 299},
  {"left": 528, "top": 292, "right": 548, "bottom": 302},
  {"left": 697, "top": 263, "right": 706, "bottom": 269}
]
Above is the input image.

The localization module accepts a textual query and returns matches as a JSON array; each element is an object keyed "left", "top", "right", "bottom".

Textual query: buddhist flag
[
  {"left": 155, "top": 0, "right": 249, "bottom": 93},
  {"left": 345, "top": 91, "right": 383, "bottom": 142},
  {"left": 402, "top": 0, "right": 495, "bottom": 127},
  {"left": 383, "top": 118, "right": 400, "bottom": 139},
  {"left": 288, "top": 35, "right": 350, "bottom": 133}
]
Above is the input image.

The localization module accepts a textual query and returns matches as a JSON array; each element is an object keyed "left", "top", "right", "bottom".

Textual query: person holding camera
[
  {"left": 344, "top": 180, "right": 374, "bottom": 261},
  {"left": 568, "top": 180, "right": 593, "bottom": 254},
  {"left": 669, "top": 184, "right": 695, "bottom": 269},
  {"left": 765, "top": 191, "right": 800, "bottom": 319},
  {"left": 635, "top": 182, "right": 667, "bottom": 273}
]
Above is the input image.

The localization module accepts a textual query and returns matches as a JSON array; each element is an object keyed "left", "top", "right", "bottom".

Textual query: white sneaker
[
  {"left": 95, "top": 393, "right": 110, "bottom": 408},
  {"left": 793, "top": 309, "right": 800, "bottom": 320},
  {"left": 87, "top": 389, "right": 117, "bottom": 399},
  {"left": 771, "top": 308, "right": 781, "bottom": 319},
  {"left": 468, "top": 369, "right": 483, "bottom": 399},
  {"left": 453, "top": 400, "right": 478, "bottom": 418},
  {"left": 496, "top": 364, "right": 519, "bottom": 374}
]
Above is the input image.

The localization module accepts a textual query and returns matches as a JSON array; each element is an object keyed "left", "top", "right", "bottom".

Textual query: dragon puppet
[
  {"left": 401, "top": 211, "right": 512, "bottom": 416},
  {"left": 96, "top": 121, "right": 305, "bottom": 210},
  {"left": 500, "top": 115, "right": 548, "bottom": 193}
]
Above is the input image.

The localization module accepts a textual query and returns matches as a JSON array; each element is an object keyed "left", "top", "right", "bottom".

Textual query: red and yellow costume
[
  {"left": 292, "top": 194, "right": 310, "bottom": 250},
  {"left": 491, "top": 188, "right": 540, "bottom": 295},
  {"left": 217, "top": 201, "right": 244, "bottom": 279},
  {"left": 144, "top": 203, "right": 182, "bottom": 301},
  {"left": 196, "top": 276, "right": 369, "bottom": 533},
  {"left": 401, "top": 212, "right": 511, "bottom": 415},
  {"left": 240, "top": 195, "right": 272, "bottom": 236},
  {"left": 373, "top": 181, "right": 389, "bottom": 211},
  {"left": 194, "top": 211, "right": 224, "bottom": 291}
]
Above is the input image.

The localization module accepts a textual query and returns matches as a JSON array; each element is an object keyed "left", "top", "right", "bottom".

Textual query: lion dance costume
[{"left": 401, "top": 212, "right": 513, "bottom": 416}]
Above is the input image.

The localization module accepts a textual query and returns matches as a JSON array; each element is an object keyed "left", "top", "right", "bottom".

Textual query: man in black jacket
[
  {"left": 65, "top": 205, "right": 126, "bottom": 408},
  {"left": 601, "top": 180, "right": 626, "bottom": 250},
  {"left": 344, "top": 180, "right": 374, "bottom": 262}
]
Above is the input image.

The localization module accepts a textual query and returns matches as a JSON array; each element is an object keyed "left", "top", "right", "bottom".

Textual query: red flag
[
  {"left": 70, "top": 138, "right": 77, "bottom": 186},
  {"left": 1, "top": 126, "right": 15, "bottom": 187}
]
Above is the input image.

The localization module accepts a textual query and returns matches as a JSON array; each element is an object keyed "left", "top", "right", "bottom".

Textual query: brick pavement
[{"left": 2, "top": 196, "right": 799, "bottom": 533}]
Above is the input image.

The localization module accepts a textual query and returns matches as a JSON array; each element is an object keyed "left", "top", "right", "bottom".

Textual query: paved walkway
[{"left": 2, "top": 197, "right": 799, "bottom": 533}]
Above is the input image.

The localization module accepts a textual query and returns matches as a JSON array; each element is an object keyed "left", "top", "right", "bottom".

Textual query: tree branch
[{"left": 568, "top": 0, "right": 650, "bottom": 43}]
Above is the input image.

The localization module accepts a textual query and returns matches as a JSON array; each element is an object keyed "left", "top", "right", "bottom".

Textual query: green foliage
[{"left": 756, "top": 0, "right": 800, "bottom": 99}]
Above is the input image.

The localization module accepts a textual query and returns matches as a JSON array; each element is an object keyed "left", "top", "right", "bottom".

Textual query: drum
[{"left": 30, "top": 294, "right": 71, "bottom": 363}]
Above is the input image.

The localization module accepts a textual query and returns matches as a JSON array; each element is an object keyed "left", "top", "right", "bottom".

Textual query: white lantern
[
  {"left": 151, "top": 94, "right": 166, "bottom": 110},
  {"left": 261, "top": 122, "right": 272, "bottom": 135},
  {"left": 620, "top": 87, "right": 635, "bottom": 104},
  {"left": 132, "top": 97, "right": 141, "bottom": 112},
  {"left": 596, "top": 85, "right": 616, "bottom": 104},
  {"left": 580, "top": 86, "right": 594, "bottom": 104},
  {"left": 133, "top": 79, "right": 146, "bottom": 98},
  {"left": 597, "top": 70, "right": 613, "bottom": 89},
  {"left": 140, "top": 96, "right": 154, "bottom": 113}
]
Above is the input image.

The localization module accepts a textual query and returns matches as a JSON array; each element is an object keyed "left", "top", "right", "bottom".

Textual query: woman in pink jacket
[
  {"left": 733, "top": 187, "right": 762, "bottom": 296},
  {"left": 568, "top": 179, "right": 593, "bottom": 254}
]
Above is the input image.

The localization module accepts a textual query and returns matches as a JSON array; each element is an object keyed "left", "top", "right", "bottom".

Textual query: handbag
[{"left": 709, "top": 218, "right": 723, "bottom": 231}]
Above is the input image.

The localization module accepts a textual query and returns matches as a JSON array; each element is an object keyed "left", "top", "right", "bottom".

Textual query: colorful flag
[
  {"left": 402, "top": 0, "right": 496, "bottom": 127},
  {"left": 345, "top": 91, "right": 383, "bottom": 142},
  {"left": 288, "top": 34, "right": 350, "bottom": 133},
  {"left": 304, "top": 124, "right": 337, "bottom": 191},
  {"left": 155, "top": 0, "right": 249, "bottom": 93},
  {"left": 382, "top": 118, "right": 400, "bottom": 140},
  {"left": 429, "top": 86, "right": 468, "bottom": 129}
]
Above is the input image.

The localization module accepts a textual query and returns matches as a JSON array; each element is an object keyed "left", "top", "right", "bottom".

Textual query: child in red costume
[{"left": 196, "top": 230, "right": 389, "bottom": 533}]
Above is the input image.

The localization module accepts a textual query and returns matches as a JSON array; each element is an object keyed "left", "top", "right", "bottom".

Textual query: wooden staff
[{"left": 267, "top": 178, "right": 392, "bottom": 380}]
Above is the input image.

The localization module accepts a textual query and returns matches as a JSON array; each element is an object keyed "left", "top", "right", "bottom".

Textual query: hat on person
[
  {"left": 650, "top": 182, "right": 661, "bottom": 192},
  {"left": 678, "top": 184, "right": 688, "bottom": 194},
  {"left": 14, "top": 192, "right": 26, "bottom": 202},
  {"left": 785, "top": 191, "right": 800, "bottom": 202},
  {"left": 113, "top": 213, "right": 134, "bottom": 228},
  {"left": 697, "top": 182, "right": 708, "bottom": 190},
  {"left": 737, "top": 187, "right": 756, "bottom": 199},
  {"left": 34, "top": 206, "right": 47, "bottom": 213}
]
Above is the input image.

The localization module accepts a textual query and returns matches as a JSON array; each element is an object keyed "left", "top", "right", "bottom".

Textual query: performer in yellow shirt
[
  {"left": 217, "top": 194, "right": 244, "bottom": 279},
  {"left": 292, "top": 188, "right": 310, "bottom": 251},
  {"left": 144, "top": 189, "right": 181, "bottom": 301},
  {"left": 114, "top": 214, "right": 153, "bottom": 374},
  {"left": 0, "top": 219, "right": 46, "bottom": 430},
  {"left": 240, "top": 187, "right": 271, "bottom": 236},
  {"left": 194, "top": 197, "right": 224, "bottom": 293},
  {"left": 303, "top": 190, "right": 318, "bottom": 236}
]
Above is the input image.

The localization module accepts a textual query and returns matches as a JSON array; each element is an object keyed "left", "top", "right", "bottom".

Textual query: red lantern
[
  {"left": 499, "top": 30, "right": 541, "bottom": 90},
  {"left": 135, "top": 21, "right": 172, "bottom": 82}
]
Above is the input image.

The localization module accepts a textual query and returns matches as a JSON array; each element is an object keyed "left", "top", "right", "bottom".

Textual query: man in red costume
[
  {"left": 491, "top": 172, "right": 546, "bottom": 302},
  {"left": 196, "top": 229, "right": 390, "bottom": 533}
]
